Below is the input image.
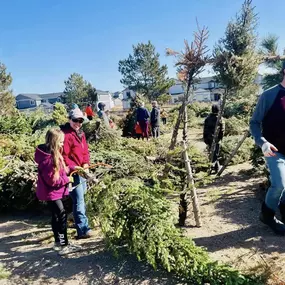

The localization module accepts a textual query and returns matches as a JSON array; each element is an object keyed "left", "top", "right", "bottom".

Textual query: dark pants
[
  {"left": 208, "top": 143, "right": 220, "bottom": 172},
  {"left": 162, "top": 118, "right": 166, "bottom": 125},
  {"left": 47, "top": 200, "right": 68, "bottom": 246},
  {"left": 138, "top": 121, "right": 149, "bottom": 139},
  {"left": 151, "top": 124, "right": 160, "bottom": 138}
]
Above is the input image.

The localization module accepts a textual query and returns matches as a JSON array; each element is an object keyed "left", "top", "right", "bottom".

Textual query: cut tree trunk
[
  {"left": 217, "top": 130, "right": 250, "bottom": 176},
  {"left": 182, "top": 140, "right": 201, "bottom": 227}
]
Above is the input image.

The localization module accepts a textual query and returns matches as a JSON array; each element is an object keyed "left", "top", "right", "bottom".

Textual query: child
[{"left": 35, "top": 128, "right": 81, "bottom": 255}]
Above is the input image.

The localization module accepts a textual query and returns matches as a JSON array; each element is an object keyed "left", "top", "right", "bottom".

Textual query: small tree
[
  {"left": 211, "top": 0, "right": 259, "bottom": 172},
  {"left": 63, "top": 73, "right": 97, "bottom": 107},
  {"left": 157, "top": 93, "right": 172, "bottom": 106},
  {"left": 260, "top": 35, "right": 283, "bottom": 89},
  {"left": 166, "top": 25, "right": 210, "bottom": 227},
  {"left": 0, "top": 62, "right": 15, "bottom": 116},
  {"left": 118, "top": 41, "right": 174, "bottom": 101}
]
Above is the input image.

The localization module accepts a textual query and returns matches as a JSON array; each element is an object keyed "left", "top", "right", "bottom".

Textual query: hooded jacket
[
  {"left": 60, "top": 123, "right": 90, "bottom": 170},
  {"left": 35, "top": 144, "right": 70, "bottom": 201}
]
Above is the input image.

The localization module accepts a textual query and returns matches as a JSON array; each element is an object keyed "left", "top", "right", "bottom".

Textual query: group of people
[
  {"left": 135, "top": 101, "right": 168, "bottom": 140},
  {"left": 36, "top": 62, "right": 285, "bottom": 258},
  {"left": 35, "top": 107, "right": 94, "bottom": 255}
]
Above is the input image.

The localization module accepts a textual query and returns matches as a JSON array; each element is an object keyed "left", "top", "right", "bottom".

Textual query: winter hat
[
  {"left": 69, "top": 108, "right": 85, "bottom": 120},
  {"left": 71, "top": 103, "right": 79, "bottom": 109}
]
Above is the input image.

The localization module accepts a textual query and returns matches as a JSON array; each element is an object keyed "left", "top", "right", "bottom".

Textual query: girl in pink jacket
[{"left": 35, "top": 128, "right": 81, "bottom": 255}]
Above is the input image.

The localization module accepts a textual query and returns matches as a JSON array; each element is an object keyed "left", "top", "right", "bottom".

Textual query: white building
[
  {"left": 122, "top": 88, "right": 136, "bottom": 110},
  {"left": 97, "top": 90, "right": 114, "bottom": 111}
]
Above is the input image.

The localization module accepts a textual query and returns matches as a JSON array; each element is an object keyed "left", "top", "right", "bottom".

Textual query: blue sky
[{"left": 1, "top": 0, "right": 285, "bottom": 95}]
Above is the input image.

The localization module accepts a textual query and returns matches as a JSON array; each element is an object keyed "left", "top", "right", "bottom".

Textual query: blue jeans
[
  {"left": 70, "top": 174, "right": 90, "bottom": 237},
  {"left": 265, "top": 152, "right": 285, "bottom": 211}
]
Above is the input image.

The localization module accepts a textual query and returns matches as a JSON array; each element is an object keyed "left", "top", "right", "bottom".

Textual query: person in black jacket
[
  {"left": 203, "top": 104, "right": 224, "bottom": 173},
  {"left": 150, "top": 101, "right": 160, "bottom": 138}
]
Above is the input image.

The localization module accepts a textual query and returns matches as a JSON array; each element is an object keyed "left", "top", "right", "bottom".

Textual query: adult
[
  {"left": 203, "top": 104, "right": 224, "bottom": 173},
  {"left": 60, "top": 108, "right": 92, "bottom": 239},
  {"left": 136, "top": 102, "right": 150, "bottom": 140},
  {"left": 250, "top": 61, "right": 285, "bottom": 235},
  {"left": 85, "top": 103, "right": 95, "bottom": 121},
  {"left": 150, "top": 101, "right": 160, "bottom": 138},
  {"left": 97, "top": 102, "right": 110, "bottom": 127}
]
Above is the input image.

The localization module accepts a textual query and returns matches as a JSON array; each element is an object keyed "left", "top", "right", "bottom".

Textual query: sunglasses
[{"left": 72, "top": 118, "right": 84, "bottom": 124}]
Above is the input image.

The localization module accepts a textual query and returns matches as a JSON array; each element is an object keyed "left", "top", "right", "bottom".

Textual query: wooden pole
[
  {"left": 182, "top": 140, "right": 201, "bottom": 227},
  {"left": 217, "top": 130, "right": 250, "bottom": 176}
]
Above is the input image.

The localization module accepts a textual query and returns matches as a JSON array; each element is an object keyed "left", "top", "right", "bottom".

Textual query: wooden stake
[{"left": 182, "top": 140, "right": 201, "bottom": 227}]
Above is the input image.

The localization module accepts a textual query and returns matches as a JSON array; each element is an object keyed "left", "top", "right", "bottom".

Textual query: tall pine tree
[
  {"left": 210, "top": 0, "right": 260, "bottom": 172},
  {"left": 118, "top": 41, "right": 174, "bottom": 101}
]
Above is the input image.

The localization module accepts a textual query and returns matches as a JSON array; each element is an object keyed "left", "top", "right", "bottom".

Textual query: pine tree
[
  {"left": 118, "top": 41, "right": 174, "bottom": 101},
  {"left": 0, "top": 62, "right": 15, "bottom": 116},
  {"left": 211, "top": 0, "right": 260, "bottom": 172},
  {"left": 260, "top": 35, "right": 283, "bottom": 89},
  {"left": 63, "top": 73, "right": 97, "bottom": 106}
]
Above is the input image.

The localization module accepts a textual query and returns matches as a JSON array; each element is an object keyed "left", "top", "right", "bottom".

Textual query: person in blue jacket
[{"left": 250, "top": 61, "right": 285, "bottom": 235}]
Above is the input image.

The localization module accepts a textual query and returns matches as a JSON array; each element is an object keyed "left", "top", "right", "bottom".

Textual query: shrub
[
  {"left": 52, "top": 103, "right": 68, "bottom": 125},
  {"left": 0, "top": 114, "right": 32, "bottom": 135},
  {"left": 220, "top": 136, "right": 254, "bottom": 165},
  {"left": 224, "top": 117, "right": 247, "bottom": 136}
]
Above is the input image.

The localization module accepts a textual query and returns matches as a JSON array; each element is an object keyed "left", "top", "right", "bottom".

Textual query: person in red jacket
[
  {"left": 85, "top": 103, "right": 95, "bottom": 121},
  {"left": 35, "top": 128, "right": 81, "bottom": 255},
  {"left": 60, "top": 108, "right": 92, "bottom": 239}
]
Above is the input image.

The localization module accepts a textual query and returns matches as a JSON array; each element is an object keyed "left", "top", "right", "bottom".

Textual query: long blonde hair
[{"left": 45, "top": 128, "right": 67, "bottom": 181}]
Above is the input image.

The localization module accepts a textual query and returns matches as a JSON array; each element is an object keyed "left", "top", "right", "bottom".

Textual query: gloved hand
[
  {"left": 261, "top": 142, "right": 278, "bottom": 157},
  {"left": 68, "top": 176, "right": 74, "bottom": 184}
]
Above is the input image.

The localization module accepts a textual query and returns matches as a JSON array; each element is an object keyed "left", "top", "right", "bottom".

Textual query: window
[
  {"left": 30, "top": 100, "right": 35, "bottom": 105},
  {"left": 41, "top": 99, "right": 47, "bottom": 103},
  {"left": 126, "top": 91, "right": 131, "bottom": 98}
]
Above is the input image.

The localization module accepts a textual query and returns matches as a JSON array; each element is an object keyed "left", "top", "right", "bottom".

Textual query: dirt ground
[{"left": 1, "top": 129, "right": 285, "bottom": 284}]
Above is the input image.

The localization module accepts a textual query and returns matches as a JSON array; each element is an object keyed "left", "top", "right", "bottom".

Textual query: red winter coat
[
  {"left": 35, "top": 144, "right": 70, "bottom": 201},
  {"left": 61, "top": 123, "right": 90, "bottom": 171}
]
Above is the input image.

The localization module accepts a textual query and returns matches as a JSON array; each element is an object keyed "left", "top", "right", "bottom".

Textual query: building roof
[
  {"left": 97, "top": 89, "right": 110, "bottom": 95},
  {"left": 16, "top": 92, "right": 63, "bottom": 101}
]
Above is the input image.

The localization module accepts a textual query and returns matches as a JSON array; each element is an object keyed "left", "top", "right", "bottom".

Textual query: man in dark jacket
[
  {"left": 150, "top": 101, "right": 160, "bottom": 138},
  {"left": 203, "top": 104, "right": 224, "bottom": 173},
  {"left": 136, "top": 101, "right": 150, "bottom": 140}
]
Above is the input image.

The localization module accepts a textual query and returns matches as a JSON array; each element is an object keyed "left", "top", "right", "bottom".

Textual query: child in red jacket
[{"left": 35, "top": 128, "right": 81, "bottom": 255}]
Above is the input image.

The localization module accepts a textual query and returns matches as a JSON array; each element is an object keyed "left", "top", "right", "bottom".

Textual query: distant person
[
  {"left": 85, "top": 103, "right": 95, "bottom": 121},
  {"left": 105, "top": 110, "right": 115, "bottom": 129},
  {"left": 71, "top": 103, "right": 79, "bottom": 110},
  {"left": 97, "top": 102, "right": 110, "bottom": 127},
  {"left": 250, "top": 61, "right": 285, "bottom": 235},
  {"left": 150, "top": 101, "right": 160, "bottom": 138},
  {"left": 60, "top": 108, "right": 93, "bottom": 239},
  {"left": 35, "top": 128, "right": 81, "bottom": 255},
  {"left": 136, "top": 102, "right": 150, "bottom": 140},
  {"left": 160, "top": 108, "right": 168, "bottom": 125},
  {"left": 203, "top": 104, "right": 224, "bottom": 173}
]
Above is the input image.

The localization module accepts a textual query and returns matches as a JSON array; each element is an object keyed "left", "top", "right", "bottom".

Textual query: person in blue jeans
[
  {"left": 61, "top": 108, "right": 92, "bottom": 239},
  {"left": 250, "top": 61, "right": 285, "bottom": 235}
]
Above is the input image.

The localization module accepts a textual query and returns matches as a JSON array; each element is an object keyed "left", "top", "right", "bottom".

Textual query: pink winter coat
[{"left": 35, "top": 144, "right": 70, "bottom": 201}]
